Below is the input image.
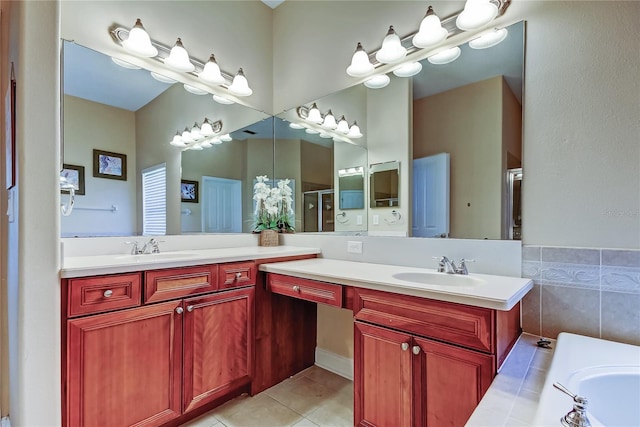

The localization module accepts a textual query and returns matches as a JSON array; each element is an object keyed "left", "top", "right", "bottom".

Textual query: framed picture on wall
[
  {"left": 61, "top": 164, "right": 85, "bottom": 195},
  {"left": 181, "top": 180, "right": 199, "bottom": 203},
  {"left": 93, "top": 149, "right": 127, "bottom": 180}
]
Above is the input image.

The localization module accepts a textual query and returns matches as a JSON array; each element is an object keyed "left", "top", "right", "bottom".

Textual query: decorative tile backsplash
[{"left": 521, "top": 246, "right": 640, "bottom": 346}]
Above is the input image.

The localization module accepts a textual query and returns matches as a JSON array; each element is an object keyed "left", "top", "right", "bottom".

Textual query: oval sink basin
[
  {"left": 392, "top": 271, "right": 485, "bottom": 287},
  {"left": 115, "top": 252, "right": 199, "bottom": 262}
]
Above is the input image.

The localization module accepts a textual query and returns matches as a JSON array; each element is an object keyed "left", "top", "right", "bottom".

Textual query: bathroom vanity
[{"left": 61, "top": 248, "right": 532, "bottom": 427}]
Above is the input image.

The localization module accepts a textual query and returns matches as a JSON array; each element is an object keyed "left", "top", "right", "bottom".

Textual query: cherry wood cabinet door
[
  {"left": 413, "top": 336, "right": 494, "bottom": 427},
  {"left": 182, "top": 287, "right": 254, "bottom": 413},
  {"left": 66, "top": 301, "right": 183, "bottom": 427},
  {"left": 354, "top": 321, "right": 413, "bottom": 427}
]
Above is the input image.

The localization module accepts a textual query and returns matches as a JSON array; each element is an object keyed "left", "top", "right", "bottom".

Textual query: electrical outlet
[
  {"left": 347, "top": 241, "right": 363, "bottom": 254},
  {"left": 373, "top": 215, "right": 379, "bottom": 225},
  {"left": 356, "top": 215, "right": 363, "bottom": 225}
]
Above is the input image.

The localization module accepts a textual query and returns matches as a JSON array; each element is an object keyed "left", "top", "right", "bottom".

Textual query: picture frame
[
  {"left": 181, "top": 179, "right": 199, "bottom": 203},
  {"left": 93, "top": 149, "right": 127, "bottom": 181},
  {"left": 60, "top": 164, "right": 85, "bottom": 195}
]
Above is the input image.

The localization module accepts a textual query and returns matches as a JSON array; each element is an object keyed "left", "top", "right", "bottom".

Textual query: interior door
[
  {"left": 412, "top": 153, "right": 450, "bottom": 237},
  {"left": 201, "top": 176, "right": 242, "bottom": 233},
  {"left": 303, "top": 192, "right": 319, "bottom": 232}
]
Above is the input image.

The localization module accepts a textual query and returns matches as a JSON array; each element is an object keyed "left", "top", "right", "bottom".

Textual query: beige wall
[
  {"left": 301, "top": 140, "right": 333, "bottom": 189},
  {"left": 414, "top": 76, "right": 504, "bottom": 240},
  {"left": 62, "top": 95, "right": 137, "bottom": 236}
]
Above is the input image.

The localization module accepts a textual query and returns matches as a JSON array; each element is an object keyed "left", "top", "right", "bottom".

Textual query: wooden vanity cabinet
[
  {"left": 64, "top": 261, "right": 257, "bottom": 427},
  {"left": 353, "top": 287, "right": 519, "bottom": 427}
]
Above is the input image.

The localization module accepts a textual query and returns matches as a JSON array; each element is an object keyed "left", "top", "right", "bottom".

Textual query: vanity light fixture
[
  {"left": 219, "top": 134, "right": 233, "bottom": 142},
  {"left": 289, "top": 122, "right": 305, "bottom": 130},
  {"left": 346, "top": 42, "right": 375, "bottom": 77},
  {"left": 190, "top": 143, "right": 204, "bottom": 151},
  {"left": 347, "top": 122, "right": 363, "bottom": 138},
  {"left": 338, "top": 166, "right": 364, "bottom": 177},
  {"left": 412, "top": 6, "right": 448, "bottom": 49},
  {"left": 392, "top": 61, "right": 423, "bottom": 78},
  {"left": 336, "top": 116, "right": 350, "bottom": 134},
  {"left": 211, "top": 137, "right": 223, "bottom": 145},
  {"left": 122, "top": 19, "right": 157, "bottom": 57},
  {"left": 294, "top": 105, "right": 364, "bottom": 142},
  {"left": 164, "top": 38, "right": 195, "bottom": 72},
  {"left": 170, "top": 131, "right": 187, "bottom": 146},
  {"left": 200, "top": 140, "right": 213, "bottom": 148},
  {"left": 181, "top": 128, "right": 195, "bottom": 144},
  {"left": 150, "top": 71, "right": 177, "bottom": 84},
  {"left": 319, "top": 133, "right": 333, "bottom": 139},
  {"left": 190, "top": 122, "right": 204, "bottom": 140},
  {"left": 305, "top": 128, "right": 320, "bottom": 135},
  {"left": 456, "top": 0, "right": 499, "bottom": 31},
  {"left": 199, "top": 54, "right": 226, "bottom": 85},
  {"left": 111, "top": 20, "right": 253, "bottom": 97},
  {"left": 427, "top": 46, "right": 461, "bottom": 64},
  {"left": 469, "top": 27, "right": 508, "bottom": 49},
  {"left": 376, "top": 26, "right": 407, "bottom": 63},
  {"left": 227, "top": 68, "right": 253, "bottom": 97},
  {"left": 171, "top": 119, "right": 224, "bottom": 149},
  {"left": 111, "top": 57, "right": 141, "bottom": 69},
  {"left": 363, "top": 74, "right": 391, "bottom": 89},
  {"left": 213, "top": 94, "right": 235, "bottom": 105},
  {"left": 200, "top": 118, "right": 215, "bottom": 136}
]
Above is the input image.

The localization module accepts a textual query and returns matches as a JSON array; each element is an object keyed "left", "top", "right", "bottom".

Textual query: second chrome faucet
[{"left": 433, "top": 256, "right": 474, "bottom": 275}]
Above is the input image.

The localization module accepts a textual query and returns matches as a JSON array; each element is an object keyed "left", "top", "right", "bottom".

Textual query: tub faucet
[{"left": 553, "top": 382, "right": 591, "bottom": 427}]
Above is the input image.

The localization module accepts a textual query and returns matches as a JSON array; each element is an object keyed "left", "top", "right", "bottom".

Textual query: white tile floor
[{"left": 182, "top": 366, "right": 353, "bottom": 427}]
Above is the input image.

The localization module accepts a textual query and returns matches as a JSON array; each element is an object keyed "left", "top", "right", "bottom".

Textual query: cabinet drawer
[
  {"left": 353, "top": 288, "right": 494, "bottom": 353},
  {"left": 145, "top": 265, "right": 218, "bottom": 303},
  {"left": 67, "top": 273, "right": 141, "bottom": 317},
  {"left": 267, "top": 274, "right": 343, "bottom": 307},
  {"left": 219, "top": 261, "right": 256, "bottom": 290}
]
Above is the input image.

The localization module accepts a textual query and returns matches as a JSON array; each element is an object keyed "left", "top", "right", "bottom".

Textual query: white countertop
[
  {"left": 259, "top": 258, "right": 532, "bottom": 310},
  {"left": 60, "top": 246, "right": 321, "bottom": 278}
]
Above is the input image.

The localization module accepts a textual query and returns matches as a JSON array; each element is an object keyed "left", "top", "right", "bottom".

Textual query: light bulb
[
  {"left": 412, "top": 6, "right": 448, "bottom": 48},
  {"left": 306, "top": 103, "right": 323, "bottom": 124},
  {"left": 200, "top": 140, "right": 213, "bottom": 148},
  {"left": 199, "top": 54, "right": 226, "bottom": 85},
  {"left": 375, "top": 26, "right": 407, "bottom": 64},
  {"left": 346, "top": 42, "right": 374, "bottom": 77},
  {"left": 190, "top": 143, "right": 204, "bottom": 151},
  {"left": 164, "top": 38, "right": 195, "bottom": 72},
  {"left": 469, "top": 28, "right": 508, "bottom": 49},
  {"left": 213, "top": 94, "right": 234, "bottom": 105},
  {"left": 347, "top": 122, "right": 363, "bottom": 138},
  {"left": 150, "top": 72, "right": 176, "bottom": 84},
  {"left": 322, "top": 110, "right": 338, "bottom": 129},
  {"left": 190, "top": 123, "right": 203, "bottom": 140},
  {"left": 111, "top": 57, "right": 141, "bottom": 70},
  {"left": 170, "top": 132, "right": 184, "bottom": 146},
  {"left": 393, "top": 62, "right": 422, "bottom": 78},
  {"left": 228, "top": 68, "right": 253, "bottom": 97},
  {"left": 427, "top": 47, "right": 461, "bottom": 65},
  {"left": 319, "top": 133, "right": 332, "bottom": 139},
  {"left": 212, "top": 137, "right": 223, "bottom": 144},
  {"left": 122, "top": 19, "right": 158, "bottom": 57},
  {"left": 289, "top": 122, "right": 305, "bottom": 130},
  {"left": 181, "top": 128, "right": 195, "bottom": 144},
  {"left": 219, "top": 134, "right": 233, "bottom": 142},
  {"left": 183, "top": 84, "right": 208, "bottom": 95},
  {"left": 456, "top": 0, "right": 498, "bottom": 31},
  {"left": 200, "top": 120, "right": 214, "bottom": 136},
  {"left": 336, "top": 116, "right": 350, "bottom": 134},
  {"left": 364, "top": 74, "right": 390, "bottom": 89},
  {"left": 305, "top": 128, "right": 320, "bottom": 134}
]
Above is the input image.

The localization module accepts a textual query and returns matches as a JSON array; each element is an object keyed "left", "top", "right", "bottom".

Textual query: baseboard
[{"left": 315, "top": 347, "right": 354, "bottom": 381}]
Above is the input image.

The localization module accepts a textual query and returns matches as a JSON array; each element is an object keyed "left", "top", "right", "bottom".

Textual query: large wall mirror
[
  {"left": 274, "top": 20, "right": 524, "bottom": 239},
  {"left": 61, "top": 40, "right": 270, "bottom": 237}
]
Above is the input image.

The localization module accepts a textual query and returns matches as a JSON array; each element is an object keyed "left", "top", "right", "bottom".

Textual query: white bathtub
[{"left": 533, "top": 333, "right": 640, "bottom": 427}]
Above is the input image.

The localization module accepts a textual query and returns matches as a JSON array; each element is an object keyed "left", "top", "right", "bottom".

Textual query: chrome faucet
[
  {"left": 553, "top": 382, "right": 591, "bottom": 427},
  {"left": 142, "top": 238, "right": 161, "bottom": 254},
  {"left": 433, "top": 257, "right": 474, "bottom": 275},
  {"left": 125, "top": 241, "right": 143, "bottom": 255}
]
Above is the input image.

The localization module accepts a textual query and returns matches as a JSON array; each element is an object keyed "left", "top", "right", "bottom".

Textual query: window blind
[{"left": 142, "top": 163, "right": 166, "bottom": 235}]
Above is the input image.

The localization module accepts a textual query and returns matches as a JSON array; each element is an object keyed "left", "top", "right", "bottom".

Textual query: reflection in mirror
[
  {"left": 61, "top": 40, "right": 270, "bottom": 237},
  {"left": 410, "top": 20, "right": 524, "bottom": 239},
  {"left": 370, "top": 161, "right": 400, "bottom": 208},
  {"left": 338, "top": 167, "right": 365, "bottom": 210}
]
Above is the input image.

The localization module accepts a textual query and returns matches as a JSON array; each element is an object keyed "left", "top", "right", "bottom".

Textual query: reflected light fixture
[
  {"left": 150, "top": 72, "right": 177, "bottom": 84},
  {"left": 375, "top": 26, "right": 407, "bottom": 63},
  {"left": 111, "top": 57, "right": 141, "bottom": 69},
  {"left": 170, "top": 132, "right": 186, "bottom": 146},
  {"left": 190, "top": 123, "right": 203, "bottom": 140},
  {"left": 364, "top": 74, "right": 390, "bottom": 89},
  {"left": 183, "top": 84, "right": 208, "bottom": 95},
  {"left": 427, "top": 46, "right": 461, "bottom": 65},
  {"left": 346, "top": 42, "right": 374, "bottom": 77},
  {"left": 289, "top": 122, "right": 305, "bottom": 130},
  {"left": 347, "top": 122, "right": 363, "bottom": 138},
  {"left": 219, "top": 134, "right": 233, "bottom": 142},
  {"left": 164, "top": 38, "right": 195, "bottom": 72},
  {"left": 336, "top": 116, "right": 350, "bottom": 134},
  {"left": 469, "top": 27, "right": 508, "bottom": 49},
  {"left": 306, "top": 103, "right": 323, "bottom": 124},
  {"left": 200, "top": 140, "right": 213, "bottom": 148},
  {"left": 200, "top": 119, "right": 215, "bottom": 136},
  {"left": 190, "top": 143, "right": 204, "bottom": 151},
  {"left": 228, "top": 68, "right": 253, "bottom": 97},
  {"left": 322, "top": 110, "right": 338, "bottom": 129},
  {"left": 122, "top": 19, "right": 158, "bottom": 57},
  {"left": 412, "top": 6, "right": 448, "bottom": 49},
  {"left": 181, "top": 128, "right": 195, "bottom": 144},
  {"left": 305, "top": 128, "right": 320, "bottom": 134},
  {"left": 212, "top": 137, "right": 223, "bottom": 145},
  {"left": 213, "top": 94, "right": 234, "bottom": 105},
  {"left": 199, "top": 54, "right": 226, "bottom": 85},
  {"left": 393, "top": 61, "right": 422, "bottom": 78},
  {"left": 319, "top": 133, "right": 332, "bottom": 139},
  {"left": 456, "top": 0, "right": 498, "bottom": 31}
]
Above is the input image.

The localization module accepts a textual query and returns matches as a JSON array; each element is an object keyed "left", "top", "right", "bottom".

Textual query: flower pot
[{"left": 259, "top": 229, "right": 279, "bottom": 247}]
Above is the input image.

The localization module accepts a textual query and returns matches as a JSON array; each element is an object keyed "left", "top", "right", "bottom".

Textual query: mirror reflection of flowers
[{"left": 253, "top": 175, "right": 295, "bottom": 232}]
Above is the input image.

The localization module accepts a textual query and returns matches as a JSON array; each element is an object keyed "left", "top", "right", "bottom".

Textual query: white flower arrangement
[{"left": 253, "top": 175, "right": 295, "bottom": 232}]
